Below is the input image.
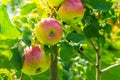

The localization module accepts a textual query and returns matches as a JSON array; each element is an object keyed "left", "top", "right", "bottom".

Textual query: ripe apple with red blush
[
  {"left": 58, "top": 0, "right": 84, "bottom": 22},
  {"left": 22, "top": 45, "right": 50, "bottom": 75},
  {"left": 35, "top": 18, "right": 62, "bottom": 45}
]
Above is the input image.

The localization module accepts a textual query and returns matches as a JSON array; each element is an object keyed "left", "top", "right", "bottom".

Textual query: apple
[
  {"left": 35, "top": 18, "right": 62, "bottom": 45},
  {"left": 22, "top": 45, "right": 50, "bottom": 75},
  {"left": 58, "top": 0, "right": 84, "bottom": 22},
  {"left": 47, "top": 0, "right": 64, "bottom": 7}
]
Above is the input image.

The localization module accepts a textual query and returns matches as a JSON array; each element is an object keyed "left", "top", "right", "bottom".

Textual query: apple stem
[{"left": 50, "top": 45, "right": 58, "bottom": 80}]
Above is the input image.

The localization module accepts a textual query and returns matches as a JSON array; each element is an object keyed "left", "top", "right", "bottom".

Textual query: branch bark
[
  {"left": 101, "top": 63, "right": 120, "bottom": 73},
  {"left": 89, "top": 39, "right": 101, "bottom": 80},
  {"left": 50, "top": 45, "right": 58, "bottom": 80},
  {"left": 96, "top": 50, "right": 101, "bottom": 80}
]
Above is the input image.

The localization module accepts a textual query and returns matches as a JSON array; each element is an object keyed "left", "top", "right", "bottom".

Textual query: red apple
[
  {"left": 58, "top": 0, "right": 84, "bottom": 22},
  {"left": 22, "top": 45, "right": 50, "bottom": 75},
  {"left": 35, "top": 18, "right": 62, "bottom": 45}
]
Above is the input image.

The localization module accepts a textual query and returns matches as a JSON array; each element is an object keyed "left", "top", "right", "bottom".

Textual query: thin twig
[
  {"left": 89, "top": 39, "right": 101, "bottom": 80},
  {"left": 78, "top": 50, "right": 96, "bottom": 66},
  {"left": 101, "top": 63, "right": 120, "bottom": 73},
  {"left": 49, "top": 8, "right": 56, "bottom": 18},
  {"left": 19, "top": 73, "right": 23, "bottom": 80},
  {"left": 89, "top": 39, "right": 99, "bottom": 53}
]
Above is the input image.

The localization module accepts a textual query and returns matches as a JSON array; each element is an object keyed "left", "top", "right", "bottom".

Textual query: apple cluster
[
  {"left": 22, "top": 0, "right": 84, "bottom": 75},
  {"left": 22, "top": 18, "right": 62, "bottom": 75}
]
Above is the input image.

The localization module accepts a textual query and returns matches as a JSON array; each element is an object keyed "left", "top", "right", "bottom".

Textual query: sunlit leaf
[
  {"left": 20, "top": 3, "right": 37, "bottom": 15},
  {"left": 1, "top": 0, "right": 10, "bottom": 4},
  {"left": 0, "top": 5, "right": 20, "bottom": 39}
]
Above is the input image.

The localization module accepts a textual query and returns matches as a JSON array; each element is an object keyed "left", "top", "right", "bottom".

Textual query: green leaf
[
  {"left": 11, "top": 0, "right": 22, "bottom": 5},
  {"left": 83, "top": 25, "right": 99, "bottom": 38},
  {"left": 62, "top": 69, "right": 73, "bottom": 80},
  {"left": 0, "top": 39, "right": 17, "bottom": 47},
  {"left": 20, "top": 3, "right": 37, "bottom": 15},
  {"left": 59, "top": 42, "right": 74, "bottom": 62},
  {"left": 89, "top": 0, "right": 112, "bottom": 11},
  {"left": 98, "top": 35, "right": 106, "bottom": 46},
  {"left": 10, "top": 45, "right": 23, "bottom": 71},
  {"left": 103, "top": 23, "right": 112, "bottom": 34},
  {"left": 0, "top": 25, "right": 1, "bottom": 33},
  {"left": 0, "top": 54, "right": 12, "bottom": 69},
  {"left": 0, "top": 5, "right": 20, "bottom": 39},
  {"left": 43, "top": 45, "right": 55, "bottom": 59},
  {"left": 21, "top": 27, "right": 32, "bottom": 46},
  {"left": 66, "top": 33, "right": 87, "bottom": 43},
  {"left": 0, "top": 69, "right": 10, "bottom": 80}
]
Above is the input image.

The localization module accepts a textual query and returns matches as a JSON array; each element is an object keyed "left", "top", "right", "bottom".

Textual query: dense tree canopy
[{"left": 0, "top": 0, "right": 120, "bottom": 80}]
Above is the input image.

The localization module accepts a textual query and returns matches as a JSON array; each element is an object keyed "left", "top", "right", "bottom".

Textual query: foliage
[{"left": 0, "top": 0, "right": 120, "bottom": 80}]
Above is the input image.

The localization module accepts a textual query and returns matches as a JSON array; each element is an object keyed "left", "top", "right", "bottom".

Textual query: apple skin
[
  {"left": 22, "top": 45, "right": 50, "bottom": 75},
  {"left": 35, "top": 18, "right": 62, "bottom": 45},
  {"left": 47, "top": 0, "right": 64, "bottom": 7},
  {"left": 58, "top": 0, "right": 84, "bottom": 22}
]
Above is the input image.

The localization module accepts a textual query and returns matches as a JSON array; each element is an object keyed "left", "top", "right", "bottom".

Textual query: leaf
[
  {"left": 43, "top": 45, "right": 55, "bottom": 59},
  {"left": 62, "top": 69, "right": 73, "bottom": 80},
  {"left": 20, "top": 3, "right": 37, "bottom": 15},
  {"left": 59, "top": 42, "right": 74, "bottom": 62},
  {"left": 89, "top": 0, "right": 112, "bottom": 11},
  {"left": 0, "top": 69, "right": 10, "bottom": 80},
  {"left": 103, "top": 23, "right": 112, "bottom": 34},
  {"left": 0, "top": 54, "right": 12, "bottom": 69},
  {"left": 11, "top": 0, "right": 22, "bottom": 5},
  {"left": 21, "top": 27, "right": 32, "bottom": 46},
  {"left": 10, "top": 45, "right": 23, "bottom": 71},
  {"left": 1, "top": 0, "right": 10, "bottom": 4},
  {"left": 98, "top": 35, "right": 106, "bottom": 46},
  {"left": 66, "top": 33, "right": 87, "bottom": 43},
  {"left": 83, "top": 25, "right": 99, "bottom": 38},
  {"left": 0, "top": 39, "right": 17, "bottom": 47},
  {"left": 0, "top": 25, "right": 1, "bottom": 33},
  {"left": 0, "top": 5, "right": 20, "bottom": 39}
]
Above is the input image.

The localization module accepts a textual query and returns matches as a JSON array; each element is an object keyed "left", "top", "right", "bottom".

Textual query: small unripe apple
[
  {"left": 47, "top": 0, "right": 64, "bottom": 7},
  {"left": 22, "top": 45, "right": 50, "bottom": 75},
  {"left": 58, "top": 0, "right": 84, "bottom": 22},
  {"left": 35, "top": 18, "right": 62, "bottom": 45}
]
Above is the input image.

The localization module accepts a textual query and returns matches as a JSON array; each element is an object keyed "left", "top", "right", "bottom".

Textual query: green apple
[
  {"left": 58, "top": 0, "right": 84, "bottom": 22},
  {"left": 47, "top": 0, "right": 64, "bottom": 7},
  {"left": 35, "top": 18, "right": 62, "bottom": 45},
  {"left": 22, "top": 45, "right": 50, "bottom": 75}
]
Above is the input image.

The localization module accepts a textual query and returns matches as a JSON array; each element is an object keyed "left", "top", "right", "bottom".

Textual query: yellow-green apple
[
  {"left": 35, "top": 18, "right": 62, "bottom": 45},
  {"left": 22, "top": 45, "right": 50, "bottom": 75},
  {"left": 58, "top": 0, "right": 84, "bottom": 22},
  {"left": 47, "top": 0, "right": 64, "bottom": 7}
]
